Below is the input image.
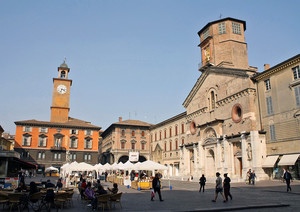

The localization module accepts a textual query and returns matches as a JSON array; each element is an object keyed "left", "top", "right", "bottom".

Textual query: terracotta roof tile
[
  {"left": 15, "top": 117, "right": 101, "bottom": 130},
  {"left": 113, "top": 119, "right": 153, "bottom": 127}
]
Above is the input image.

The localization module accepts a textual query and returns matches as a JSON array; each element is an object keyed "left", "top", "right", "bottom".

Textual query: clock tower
[{"left": 50, "top": 61, "right": 72, "bottom": 122}]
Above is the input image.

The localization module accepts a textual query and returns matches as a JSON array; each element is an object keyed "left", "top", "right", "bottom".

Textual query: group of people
[
  {"left": 199, "top": 173, "right": 233, "bottom": 203},
  {"left": 79, "top": 178, "right": 119, "bottom": 210},
  {"left": 246, "top": 169, "right": 257, "bottom": 185}
]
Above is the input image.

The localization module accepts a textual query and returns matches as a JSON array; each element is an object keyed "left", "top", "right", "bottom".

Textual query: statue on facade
[{"left": 246, "top": 143, "right": 252, "bottom": 160}]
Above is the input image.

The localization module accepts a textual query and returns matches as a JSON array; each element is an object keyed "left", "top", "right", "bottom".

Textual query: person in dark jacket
[
  {"left": 151, "top": 173, "right": 163, "bottom": 201},
  {"left": 223, "top": 173, "right": 232, "bottom": 201},
  {"left": 284, "top": 169, "right": 293, "bottom": 192},
  {"left": 29, "top": 182, "right": 39, "bottom": 195},
  {"left": 199, "top": 174, "right": 206, "bottom": 192}
]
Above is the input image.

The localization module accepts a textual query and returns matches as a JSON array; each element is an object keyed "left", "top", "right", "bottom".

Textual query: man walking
[
  {"left": 284, "top": 169, "right": 293, "bottom": 192},
  {"left": 199, "top": 174, "right": 206, "bottom": 192},
  {"left": 151, "top": 173, "right": 163, "bottom": 201},
  {"left": 223, "top": 173, "right": 232, "bottom": 202},
  {"left": 212, "top": 172, "right": 226, "bottom": 202}
]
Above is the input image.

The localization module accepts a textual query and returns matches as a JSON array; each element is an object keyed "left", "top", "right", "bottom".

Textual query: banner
[{"left": 129, "top": 152, "right": 139, "bottom": 162}]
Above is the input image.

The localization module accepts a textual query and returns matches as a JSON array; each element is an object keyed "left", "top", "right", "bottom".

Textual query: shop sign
[
  {"left": 129, "top": 152, "right": 139, "bottom": 162},
  {"left": 0, "top": 177, "right": 19, "bottom": 189}
]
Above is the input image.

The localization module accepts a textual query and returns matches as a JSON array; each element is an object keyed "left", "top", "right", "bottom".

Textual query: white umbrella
[{"left": 45, "top": 166, "right": 59, "bottom": 172}]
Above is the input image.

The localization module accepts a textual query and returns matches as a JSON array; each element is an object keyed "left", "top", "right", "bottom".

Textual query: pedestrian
[
  {"left": 85, "top": 182, "right": 97, "bottom": 209},
  {"left": 223, "top": 173, "right": 232, "bottom": 202},
  {"left": 251, "top": 170, "right": 256, "bottom": 185},
  {"left": 199, "top": 174, "right": 206, "bottom": 192},
  {"left": 282, "top": 168, "right": 286, "bottom": 183},
  {"left": 212, "top": 172, "right": 226, "bottom": 202},
  {"left": 151, "top": 173, "right": 163, "bottom": 201},
  {"left": 247, "top": 169, "right": 252, "bottom": 184},
  {"left": 105, "top": 171, "right": 108, "bottom": 182},
  {"left": 283, "top": 169, "right": 293, "bottom": 192}
]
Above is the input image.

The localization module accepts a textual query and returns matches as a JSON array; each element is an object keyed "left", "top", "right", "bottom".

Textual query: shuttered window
[
  {"left": 294, "top": 86, "right": 300, "bottom": 107},
  {"left": 270, "top": 125, "right": 276, "bottom": 141},
  {"left": 266, "top": 96, "right": 274, "bottom": 115}
]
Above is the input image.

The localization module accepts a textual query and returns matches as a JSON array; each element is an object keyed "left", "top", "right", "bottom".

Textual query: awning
[
  {"left": 262, "top": 155, "right": 279, "bottom": 168},
  {"left": 278, "top": 154, "right": 300, "bottom": 166},
  {"left": 13, "top": 158, "right": 37, "bottom": 169}
]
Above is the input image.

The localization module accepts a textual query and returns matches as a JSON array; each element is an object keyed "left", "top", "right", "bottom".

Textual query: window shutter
[
  {"left": 29, "top": 137, "right": 32, "bottom": 146},
  {"left": 84, "top": 130, "right": 87, "bottom": 135},
  {"left": 75, "top": 139, "right": 78, "bottom": 148},
  {"left": 23, "top": 126, "right": 25, "bottom": 132},
  {"left": 295, "top": 87, "right": 300, "bottom": 107},
  {"left": 84, "top": 139, "right": 86, "bottom": 148},
  {"left": 69, "top": 129, "right": 72, "bottom": 134},
  {"left": 269, "top": 97, "right": 273, "bottom": 114},
  {"left": 45, "top": 138, "right": 47, "bottom": 147},
  {"left": 69, "top": 138, "right": 72, "bottom": 148},
  {"left": 76, "top": 130, "right": 78, "bottom": 135},
  {"left": 46, "top": 128, "right": 48, "bottom": 133},
  {"left": 90, "top": 140, "right": 93, "bottom": 148},
  {"left": 30, "top": 127, "right": 32, "bottom": 132},
  {"left": 22, "top": 137, "right": 25, "bottom": 146},
  {"left": 39, "top": 128, "right": 41, "bottom": 133},
  {"left": 91, "top": 130, "right": 93, "bottom": 136}
]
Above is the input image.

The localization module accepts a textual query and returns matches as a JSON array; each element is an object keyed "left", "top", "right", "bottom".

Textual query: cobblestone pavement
[{"left": 22, "top": 176, "right": 300, "bottom": 212}]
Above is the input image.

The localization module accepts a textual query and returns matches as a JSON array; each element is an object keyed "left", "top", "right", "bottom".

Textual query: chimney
[
  {"left": 264, "top": 64, "right": 270, "bottom": 71},
  {"left": 119, "top": 117, "right": 122, "bottom": 122}
]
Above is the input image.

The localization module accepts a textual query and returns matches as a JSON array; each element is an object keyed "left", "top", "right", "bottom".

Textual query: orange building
[{"left": 14, "top": 61, "right": 101, "bottom": 171}]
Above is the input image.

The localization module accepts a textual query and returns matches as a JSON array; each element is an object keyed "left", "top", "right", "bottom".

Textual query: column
[{"left": 241, "top": 131, "right": 247, "bottom": 178}]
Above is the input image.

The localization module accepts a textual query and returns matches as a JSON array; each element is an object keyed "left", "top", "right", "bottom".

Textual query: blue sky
[{"left": 1, "top": 0, "right": 299, "bottom": 134}]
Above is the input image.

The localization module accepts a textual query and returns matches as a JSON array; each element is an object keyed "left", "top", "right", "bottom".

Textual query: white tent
[
  {"left": 101, "top": 163, "right": 112, "bottom": 171},
  {"left": 122, "top": 161, "right": 134, "bottom": 170},
  {"left": 110, "top": 162, "right": 119, "bottom": 170},
  {"left": 45, "top": 166, "right": 59, "bottom": 172},
  {"left": 133, "top": 160, "right": 168, "bottom": 171}
]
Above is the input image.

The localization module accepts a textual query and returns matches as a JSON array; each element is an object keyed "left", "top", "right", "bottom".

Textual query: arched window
[
  {"left": 211, "top": 91, "right": 215, "bottom": 110},
  {"left": 182, "top": 138, "right": 184, "bottom": 145},
  {"left": 141, "top": 131, "right": 145, "bottom": 137},
  {"left": 121, "top": 130, "right": 125, "bottom": 136},
  {"left": 169, "top": 127, "right": 172, "bottom": 137},
  {"left": 181, "top": 123, "right": 184, "bottom": 133},
  {"left": 121, "top": 142, "right": 125, "bottom": 149},
  {"left": 131, "top": 142, "right": 135, "bottom": 150},
  {"left": 175, "top": 125, "right": 178, "bottom": 136},
  {"left": 169, "top": 141, "right": 172, "bottom": 151},
  {"left": 175, "top": 139, "right": 178, "bottom": 150},
  {"left": 164, "top": 129, "right": 167, "bottom": 138},
  {"left": 132, "top": 130, "right": 135, "bottom": 137},
  {"left": 155, "top": 133, "right": 157, "bottom": 141},
  {"left": 164, "top": 142, "right": 167, "bottom": 151},
  {"left": 60, "top": 71, "right": 66, "bottom": 78},
  {"left": 159, "top": 131, "right": 162, "bottom": 140}
]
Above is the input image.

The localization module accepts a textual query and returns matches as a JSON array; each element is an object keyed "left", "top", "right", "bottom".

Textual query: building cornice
[{"left": 252, "top": 54, "right": 300, "bottom": 81}]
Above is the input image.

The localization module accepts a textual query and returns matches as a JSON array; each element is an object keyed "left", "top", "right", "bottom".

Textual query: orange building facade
[{"left": 14, "top": 62, "right": 101, "bottom": 171}]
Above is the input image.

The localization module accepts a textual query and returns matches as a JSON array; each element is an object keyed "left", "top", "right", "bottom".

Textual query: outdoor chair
[
  {"left": 110, "top": 192, "right": 122, "bottom": 209},
  {"left": 65, "top": 191, "right": 74, "bottom": 207},
  {"left": 54, "top": 192, "right": 68, "bottom": 209},
  {"left": 97, "top": 194, "right": 111, "bottom": 212},
  {"left": 7, "top": 193, "right": 23, "bottom": 212},
  {"left": 0, "top": 192, "right": 9, "bottom": 210},
  {"left": 28, "top": 192, "right": 42, "bottom": 211}
]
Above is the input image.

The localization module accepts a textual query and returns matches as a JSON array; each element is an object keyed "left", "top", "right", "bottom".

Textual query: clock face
[{"left": 57, "top": 85, "right": 67, "bottom": 94}]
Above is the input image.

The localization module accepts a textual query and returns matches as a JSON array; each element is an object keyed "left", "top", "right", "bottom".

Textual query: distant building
[
  {"left": 100, "top": 117, "right": 152, "bottom": 164},
  {"left": 253, "top": 54, "right": 300, "bottom": 179},
  {"left": 14, "top": 61, "right": 101, "bottom": 171}
]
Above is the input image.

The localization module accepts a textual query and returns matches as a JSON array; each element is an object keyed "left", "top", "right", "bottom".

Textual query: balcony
[{"left": 50, "top": 146, "right": 66, "bottom": 152}]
